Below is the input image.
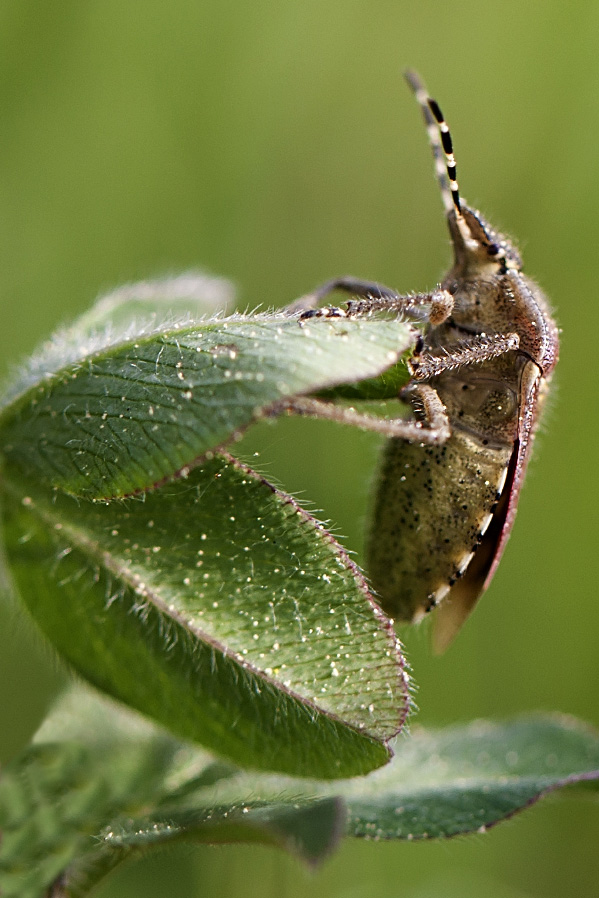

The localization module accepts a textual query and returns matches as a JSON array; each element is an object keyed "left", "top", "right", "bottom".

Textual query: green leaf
[
  {"left": 339, "top": 715, "right": 599, "bottom": 839},
  {"left": 317, "top": 360, "right": 410, "bottom": 401},
  {"left": 166, "top": 713, "right": 599, "bottom": 843},
  {"left": 0, "top": 309, "right": 413, "bottom": 500},
  {"left": 2, "top": 690, "right": 598, "bottom": 898},
  {"left": 0, "top": 455, "right": 407, "bottom": 779},
  {"left": 0, "top": 689, "right": 346, "bottom": 898},
  {"left": 0, "top": 692, "right": 208, "bottom": 898}
]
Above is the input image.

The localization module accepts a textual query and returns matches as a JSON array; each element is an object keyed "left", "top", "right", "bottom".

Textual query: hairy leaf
[
  {"left": 0, "top": 456, "right": 408, "bottom": 779},
  {"left": 0, "top": 310, "right": 413, "bottom": 500},
  {"left": 2, "top": 690, "right": 598, "bottom": 898}
]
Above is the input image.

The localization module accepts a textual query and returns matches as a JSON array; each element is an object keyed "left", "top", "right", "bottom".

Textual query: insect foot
[{"left": 286, "top": 72, "right": 558, "bottom": 651}]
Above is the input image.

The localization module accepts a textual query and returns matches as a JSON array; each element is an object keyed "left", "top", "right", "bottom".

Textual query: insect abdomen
[{"left": 367, "top": 427, "right": 512, "bottom": 625}]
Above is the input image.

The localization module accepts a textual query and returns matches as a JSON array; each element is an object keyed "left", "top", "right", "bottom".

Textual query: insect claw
[{"left": 298, "top": 305, "right": 347, "bottom": 322}]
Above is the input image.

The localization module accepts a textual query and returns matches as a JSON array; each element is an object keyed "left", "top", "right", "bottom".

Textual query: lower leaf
[{"left": 2, "top": 690, "right": 598, "bottom": 898}]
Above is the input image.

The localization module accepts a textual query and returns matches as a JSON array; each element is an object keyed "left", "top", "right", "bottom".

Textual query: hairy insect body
[
  {"left": 290, "top": 74, "right": 558, "bottom": 649},
  {"left": 369, "top": 208, "right": 558, "bottom": 649}
]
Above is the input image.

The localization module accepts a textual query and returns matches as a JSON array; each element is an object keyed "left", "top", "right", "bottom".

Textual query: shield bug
[{"left": 286, "top": 71, "right": 559, "bottom": 651}]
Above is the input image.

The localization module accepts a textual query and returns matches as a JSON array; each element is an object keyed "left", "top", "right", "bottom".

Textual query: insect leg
[
  {"left": 287, "top": 276, "right": 400, "bottom": 316},
  {"left": 287, "top": 276, "right": 453, "bottom": 325},
  {"left": 270, "top": 383, "right": 450, "bottom": 445},
  {"left": 409, "top": 332, "right": 520, "bottom": 380},
  {"left": 346, "top": 290, "right": 453, "bottom": 325}
]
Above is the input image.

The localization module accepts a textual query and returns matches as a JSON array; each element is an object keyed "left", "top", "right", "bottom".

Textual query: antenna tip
[{"left": 403, "top": 69, "right": 425, "bottom": 96}]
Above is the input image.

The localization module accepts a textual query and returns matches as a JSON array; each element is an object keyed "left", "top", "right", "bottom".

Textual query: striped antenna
[{"left": 404, "top": 70, "right": 462, "bottom": 217}]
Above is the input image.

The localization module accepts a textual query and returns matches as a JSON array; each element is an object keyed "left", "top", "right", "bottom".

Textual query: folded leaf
[
  {"left": 0, "top": 456, "right": 408, "bottom": 779},
  {"left": 0, "top": 311, "right": 413, "bottom": 499}
]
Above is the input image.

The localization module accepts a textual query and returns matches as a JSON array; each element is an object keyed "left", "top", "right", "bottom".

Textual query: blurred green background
[{"left": 1, "top": 1, "right": 598, "bottom": 896}]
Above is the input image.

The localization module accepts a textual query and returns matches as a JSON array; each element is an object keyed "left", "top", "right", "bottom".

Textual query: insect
[{"left": 285, "top": 71, "right": 559, "bottom": 651}]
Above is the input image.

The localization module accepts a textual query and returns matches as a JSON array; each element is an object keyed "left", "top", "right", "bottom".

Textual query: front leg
[
  {"left": 287, "top": 275, "right": 453, "bottom": 325},
  {"left": 286, "top": 276, "right": 401, "bottom": 315}
]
